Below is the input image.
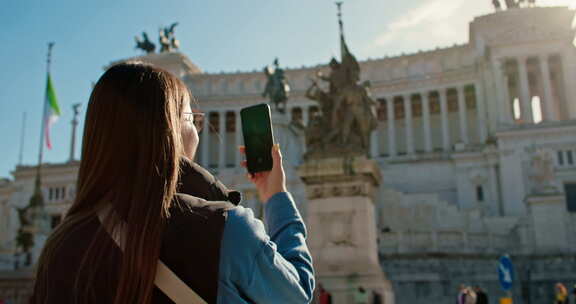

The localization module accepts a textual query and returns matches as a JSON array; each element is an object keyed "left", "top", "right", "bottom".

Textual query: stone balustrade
[{"left": 379, "top": 230, "right": 514, "bottom": 254}]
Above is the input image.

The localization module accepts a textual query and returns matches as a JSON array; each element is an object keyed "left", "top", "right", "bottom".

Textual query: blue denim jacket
[{"left": 217, "top": 192, "right": 315, "bottom": 303}]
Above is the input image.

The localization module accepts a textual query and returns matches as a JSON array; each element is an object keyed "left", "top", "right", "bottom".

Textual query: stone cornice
[{"left": 496, "top": 120, "right": 576, "bottom": 139}]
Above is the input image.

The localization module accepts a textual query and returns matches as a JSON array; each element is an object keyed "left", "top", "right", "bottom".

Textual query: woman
[
  {"left": 556, "top": 282, "right": 568, "bottom": 304},
  {"left": 30, "top": 62, "right": 314, "bottom": 303}
]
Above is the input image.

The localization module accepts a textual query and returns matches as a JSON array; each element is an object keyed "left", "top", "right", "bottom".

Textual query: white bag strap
[{"left": 97, "top": 207, "right": 208, "bottom": 304}]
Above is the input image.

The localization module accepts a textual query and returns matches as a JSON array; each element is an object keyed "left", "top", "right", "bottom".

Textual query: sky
[{"left": 0, "top": 0, "right": 574, "bottom": 179}]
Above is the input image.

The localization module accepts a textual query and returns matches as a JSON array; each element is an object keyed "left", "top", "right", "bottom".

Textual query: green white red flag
[{"left": 44, "top": 73, "right": 60, "bottom": 149}]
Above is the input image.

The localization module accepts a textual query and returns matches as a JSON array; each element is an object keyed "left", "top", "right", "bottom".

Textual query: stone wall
[
  {"left": 0, "top": 270, "right": 33, "bottom": 304},
  {"left": 380, "top": 254, "right": 576, "bottom": 304}
]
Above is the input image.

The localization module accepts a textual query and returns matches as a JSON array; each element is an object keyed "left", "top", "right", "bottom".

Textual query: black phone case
[{"left": 240, "top": 104, "right": 274, "bottom": 174}]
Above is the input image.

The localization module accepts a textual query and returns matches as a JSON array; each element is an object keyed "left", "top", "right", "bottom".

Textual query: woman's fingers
[
  {"left": 238, "top": 145, "right": 246, "bottom": 154},
  {"left": 240, "top": 160, "right": 247, "bottom": 168},
  {"left": 272, "top": 144, "right": 282, "bottom": 169}
]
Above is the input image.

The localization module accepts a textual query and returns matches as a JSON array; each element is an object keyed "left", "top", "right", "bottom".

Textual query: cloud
[{"left": 374, "top": 0, "right": 467, "bottom": 47}]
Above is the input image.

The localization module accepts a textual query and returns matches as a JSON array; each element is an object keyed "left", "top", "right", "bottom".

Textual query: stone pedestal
[
  {"left": 526, "top": 193, "right": 568, "bottom": 252},
  {"left": 298, "top": 156, "right": 394, "bottom": 304}
]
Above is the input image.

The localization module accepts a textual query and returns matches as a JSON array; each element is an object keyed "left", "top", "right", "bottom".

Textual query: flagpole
[
  {"left": 335, "top": 2, "right": 345, "bottom": 59},
  {"left": 34, "top": 42, "right": 54, "bottom": 196},
  {"left": 18, "top": 112, "right": 26, "bottom": 166}
]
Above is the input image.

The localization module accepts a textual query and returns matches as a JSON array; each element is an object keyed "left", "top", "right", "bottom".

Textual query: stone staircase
[{"left": 377, "top": 187, "right": 519, "bottom": 254}]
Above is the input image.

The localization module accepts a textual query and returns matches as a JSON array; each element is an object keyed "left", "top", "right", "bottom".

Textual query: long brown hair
[{"left": 33, "top": 62, "right": 189, "bottom": 303}]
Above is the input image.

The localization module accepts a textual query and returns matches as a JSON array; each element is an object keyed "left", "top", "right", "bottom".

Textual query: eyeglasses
[{"left": 183, "top": 111, "right": 205, "bottom": 132}]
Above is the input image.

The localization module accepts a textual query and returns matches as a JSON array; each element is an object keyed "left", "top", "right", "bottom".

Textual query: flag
[{"left": 44, "top": 73, "right": 60, "bottom": 149}]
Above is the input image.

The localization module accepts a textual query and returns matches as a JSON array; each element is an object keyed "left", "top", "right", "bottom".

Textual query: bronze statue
[
  {"left": 302, "top": 2, "right": 377, "bottom": 159},
  {"left": 331, "top": 82, "right": 378, "bottom": 150},
  {"left": 305, "top": 79, "right": 333, "bottom": 150},
  {"left": 135, "top": 32, "right": 156, "bottom": 54},
  {"left": 15, "top": 206, "right": 33, "bottom": 266},
  {"left": 306, "top": 59, "right": 377, "bottom": 157},
  {"left": 159, "top": 22, "right": 180, "bottom": 53},
  {"left": 505, "top": 0, "right": 519, "bottom": 9},
  {"left": 492, "top": 0, "right": 502, "bottom": 10},
  {"left": 262, "top": 58, "right": 290, "bottom": 113}
]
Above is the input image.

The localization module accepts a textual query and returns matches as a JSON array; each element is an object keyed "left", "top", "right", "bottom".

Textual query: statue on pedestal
[
  {"left": 493, "top": 0, "right": 502, "bottom": 10},
  {"left": 262, "top": 58, "right": 290, "bottom": 113},
  {"left": 296, "top": 5, "right": 395, "bottom": 302},
  {"left": 135, "top": 32, "right": 156, "bottom": 54},
  {"left": 304, "top": 22, "right": 377, "bottom": 159},
  {"left": 159, "top": 22, "right": 180, "bottom": 53},
  {"left": 505, "top": 0, "right": 520, "bottom": 9},
  {"left": 15, "top": 184, "right": 50, "bottom": 267}
]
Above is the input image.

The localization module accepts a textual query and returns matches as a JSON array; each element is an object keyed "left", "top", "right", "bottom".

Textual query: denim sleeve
[{"left": 219, "top": 192, "right": 315, "bottom": 304}]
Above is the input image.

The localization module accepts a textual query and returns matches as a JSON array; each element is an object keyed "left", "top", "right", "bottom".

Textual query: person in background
[
  {"left": 474, "top": 286, "right": 488, "bottom": 304},
  {"left": 354, "top": 286, "right": 369, "bottom": 304},
  {"left": 556, "top": 282, "right": 568, "bottom": 304},
  {"left": 457, "top": 284, "right": 468, "bottom": 304},
  {"left": 318, "top": 284, "right": 332, "bottom": 304},
  {"left": 465, "top": 286, "right": 477, "bottom": 304}
]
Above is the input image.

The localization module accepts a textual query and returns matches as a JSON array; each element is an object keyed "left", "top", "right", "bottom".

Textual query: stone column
[
  {"left": 492, "top": 58, "right": 513, "bottom": 124},
  {"left": 403, "top": 94, "right": 415, "bottom": 155},
  {"left": 457, "top": 86, "right": 469, "bottom": 144},
  {"left": 386, "top": 97, "right": 397, "bottom": 157},
  {"left": 517, "top": 56, "right": 534, "bottom": 123},
  {"left": 201, "top": 111, "right": 210, "bottom": 168},
  {"left": 421, "top": 91, "right": 433, "bottom": 153},
  {"left": 474, "top": 82, "right": 488, "bottom": 143},
  {"left": 218, "top": 110, "right": 226, "bottom": 170},
  {"left": 439, "top": 88, "right": 451, "bottom": 151},
  {"left": 235, "top": 109, "right": 242, "bottom": 167},
  {"left": 538, "top": 55, "right": 555, "bottom": 121},
  {"left": 561, "top": 50, "right": 576, "bottom": 119}
]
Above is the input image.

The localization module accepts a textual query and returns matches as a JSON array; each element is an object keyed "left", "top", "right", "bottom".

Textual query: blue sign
[{"left": 498, "top": 255, "right": 514, "bottom": 291}]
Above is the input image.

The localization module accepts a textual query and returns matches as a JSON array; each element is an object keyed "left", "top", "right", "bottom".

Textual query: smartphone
[{"left": 240, "top": 103, "right": 274, "bottom": 174}]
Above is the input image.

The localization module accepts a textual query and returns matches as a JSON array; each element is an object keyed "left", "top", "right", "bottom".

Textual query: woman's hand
[{"left": 240, "top": 144, "right": 287, "bottom": 203}]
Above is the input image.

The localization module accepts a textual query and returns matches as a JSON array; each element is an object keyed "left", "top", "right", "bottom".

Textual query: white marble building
[{"left": 2, "top": 5, "right": 576, "bottom": 303}]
